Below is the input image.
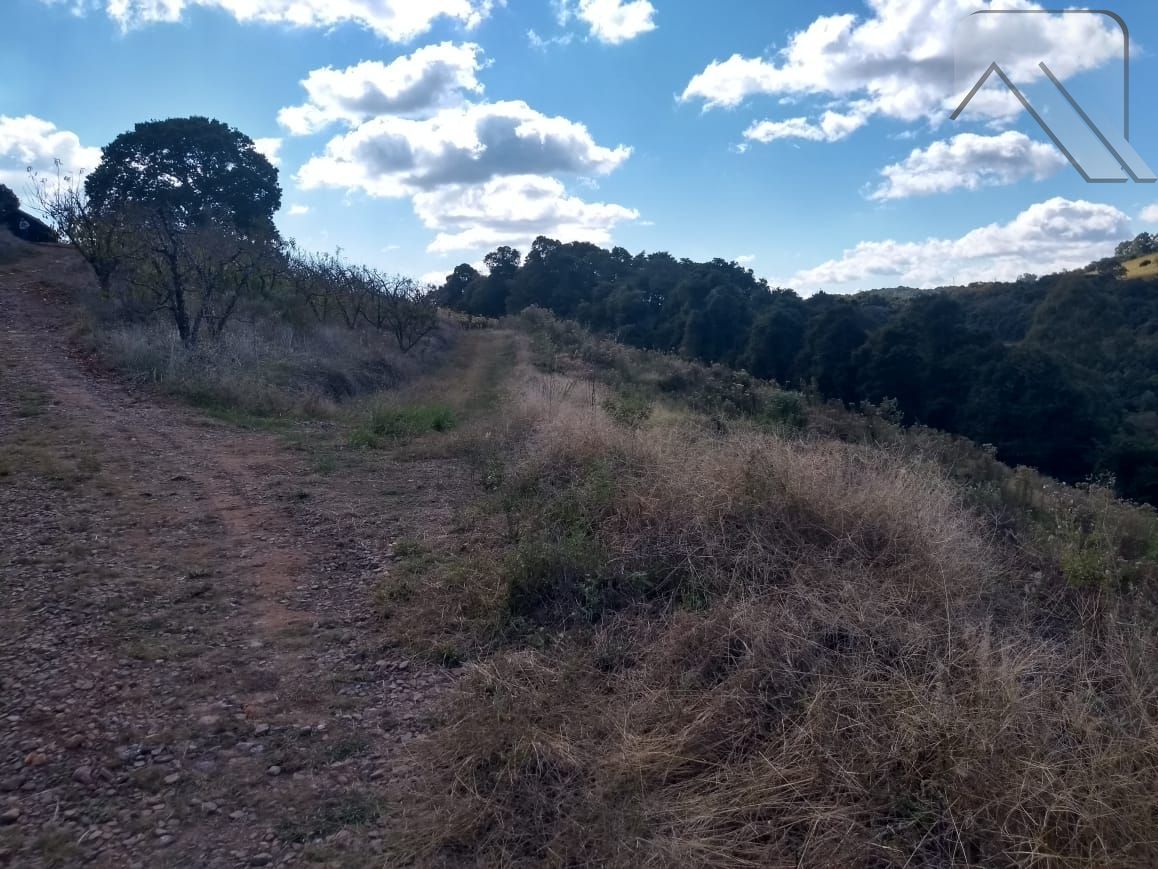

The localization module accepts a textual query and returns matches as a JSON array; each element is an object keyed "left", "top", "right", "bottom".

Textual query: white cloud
[
  {"left": 682, "top": 1, "right": 1123, "bottom": 141},
  {"left": 253, "top": 137, "right": 283, "bottom": 166},
  {"left": 1139, "top": 205, "right": 1158, "bottom": 224},
  {"left": 527, "top": 28, "right": 575, "bottom": 50},
  {"left": 745, "top": 105, "right": 872, "bottom": 143},
  {"left": 737, "top": 254, "right": 756, "bottom": 265},
  {"left": 290, "top": 45, "right": 640, "bottom": 257},
  {"left": 564, "top": 0, "right": 656, "bottom": 44},
  {"left": 40, "top": 0, "right": 496, "bottom": 42},
  {"left": 297, "top": 100, "right": 631, "bottom": 196},
  {"left": 869, "top": 131, "right": 1067, "bottom": 200},
  {"left": 287, "top": 204, "right": 310, "bottom": 216},
  {"left": 789, "top": 197, "right": 1129, "bottom": 291},
  {"left": 0, "top": 114, "right": 102, "bottom": 190},
  {"left": 278, "top": 43, "right": 485, "bottom": 135},
  {"left": 414, "top": 175, "right": 639, "bottom": 254}
]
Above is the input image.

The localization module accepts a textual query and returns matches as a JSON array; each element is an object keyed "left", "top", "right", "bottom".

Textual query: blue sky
[{"left": 4, "top": 0, "right": 1158, "bottom": 293}]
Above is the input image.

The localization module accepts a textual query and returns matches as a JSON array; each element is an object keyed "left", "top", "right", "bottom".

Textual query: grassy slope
[
  {"left": 1122, "top": 254, "right": 1158, "bottom": 280},
  {"left": 377, "top": 311, "right": 1158, "bottom": 868}
]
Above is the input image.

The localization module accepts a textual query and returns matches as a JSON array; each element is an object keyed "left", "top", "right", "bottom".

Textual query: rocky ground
[{"left": 0, "top": 248, "right": 471, "bottom": 866}]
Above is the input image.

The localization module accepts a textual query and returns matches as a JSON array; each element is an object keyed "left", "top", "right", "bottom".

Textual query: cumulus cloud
[
  {"left": 682, "top": 0, "right": 1123, "bottom": 142},
  {"left": 1139, "top": 204, "right": 1158, "bottom": 224},
  {"left": 297, "top": 100, "right": 631, "bottom": 196},
  {"left": 287, "top": 204, "right": 310, "bottom": 216},
  {"left": 287, "top": 40, "right": 640, "bottom": 256},
  {"left": 278, "top": 43, "right": 485, "bottom": 135},
  {"left": 253, "top": 137, "right": 283, "bottom": 166},
  {"left": 869, "top": 131, "right": 1067, "bottom": 200},
  {"left": 0, "top": 114, "right": 102, "bottom": 190},
  {"left": 745, "top": 105, "right": 872, "bottom": 143},
  {"left": 563, "top": 0, "right": 657, "bottom": 44},
  {"left": 39, "top": 0, "right": 496, "bottom": 42},
  {"left": 414, "top": 175, "right": 638, "bottom": 254},
  {"left": 789, "top": 197, "right": 1129, "bottom": 291}
]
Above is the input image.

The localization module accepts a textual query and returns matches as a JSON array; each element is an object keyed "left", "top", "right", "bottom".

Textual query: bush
[
  {"left": 94, "top": 318, "right": 430, "bottom": 419},
  {"left": 350, "top": 403, "right": 456, "bottom": 448}
]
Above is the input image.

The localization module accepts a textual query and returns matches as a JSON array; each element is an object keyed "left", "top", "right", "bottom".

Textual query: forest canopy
[{"left": 439, "top": 235, "right": 1158, "bottom": 505}]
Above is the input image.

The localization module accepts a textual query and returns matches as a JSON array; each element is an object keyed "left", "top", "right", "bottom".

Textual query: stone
[
  {"left": 73, "top": 766, "right": 94, "bottom": 785},
  {"left": 0, "top": 808, "right": 19, "bottom": 825},
  {"left": 249, "top": 854, "right": 272, "bottom": 866},
  {"left": 266, "top": 766, "right": 281, "bottom": 777}
]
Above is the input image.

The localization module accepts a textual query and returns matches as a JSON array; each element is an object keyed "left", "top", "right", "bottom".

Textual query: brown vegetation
[{"left": 382, "top": 311, "right": 1158, "bottom": 868}]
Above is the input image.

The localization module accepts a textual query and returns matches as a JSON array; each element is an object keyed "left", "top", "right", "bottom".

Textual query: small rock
[
  {"left": 0, "top": 808, "right": 19, "bottom": 825},
  {"left": 158, "top": 835, "right": 174, "bottom": 847},
  {"left": 249, "top": 854, "right": 272, "bottom": 866},
  {"left": 23, "top": 752, "right": 48, "bottom": 768},
  {"left": 73, "top": 767, "right": 94, "bottom": 785},
  {"left": 0, "top": 778, "right": 24, "bottom": 793},
  {"left": 253, "top": 724, "right": 270, "bottom": 737},
  {"left": 266, "top": 766, "right": 281, "bottom": 777},
  {"left": 163, "top": 774, "right": 180, "bottom": 786}
]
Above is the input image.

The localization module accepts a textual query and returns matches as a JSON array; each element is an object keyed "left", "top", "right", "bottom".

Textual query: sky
[{"left": 4, "top": 0, "right": 1158, "bottom": 293}]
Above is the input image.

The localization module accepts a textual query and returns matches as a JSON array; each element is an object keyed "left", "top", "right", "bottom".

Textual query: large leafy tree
[
  {"left": 78, "top": 118, "right": 282, "bottom": 347},
  {"left": 85, "top": 117, "right": 281, "bottom": 233}
]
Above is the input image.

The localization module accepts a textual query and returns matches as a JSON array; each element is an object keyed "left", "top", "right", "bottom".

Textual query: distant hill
[{"left": 439, "top": 235, "right": 1158, "bottom": 505}]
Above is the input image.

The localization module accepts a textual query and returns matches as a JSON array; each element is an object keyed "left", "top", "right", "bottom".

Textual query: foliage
[
  {"left": 85, "top": 116, "right": 281, "bottom": 234},
  {"left": 350, "top": 403, "right": 456, "bottom": 449},
  {"left": 442, "top": 236, "right": 1158, "bottom": 505}
]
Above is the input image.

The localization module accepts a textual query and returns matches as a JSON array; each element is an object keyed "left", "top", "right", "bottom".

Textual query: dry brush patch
[{"left": 386, "top": 370, "right": 1158, "bottom": 868}]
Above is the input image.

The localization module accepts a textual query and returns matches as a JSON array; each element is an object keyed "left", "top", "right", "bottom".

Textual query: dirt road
[{"left": 0, "top": 248, "right": 462, "bottom": 867}]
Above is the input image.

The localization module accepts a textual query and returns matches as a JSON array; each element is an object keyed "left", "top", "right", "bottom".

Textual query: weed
[{"left": 349, "top": 403, "right": 456, "bottom": 449}]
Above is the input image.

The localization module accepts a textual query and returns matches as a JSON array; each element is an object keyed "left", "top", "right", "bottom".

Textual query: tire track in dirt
[{"left": 0, "top": 247, "right": 457, "bottom": 867}]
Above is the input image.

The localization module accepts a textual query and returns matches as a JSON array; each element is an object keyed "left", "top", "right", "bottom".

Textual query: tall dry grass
[
  {"left": 393, "top": 369, "right": 1158, "bottom": 868},
  {"left": 90, "top": 316, "right": 451, "bottom": 419}
]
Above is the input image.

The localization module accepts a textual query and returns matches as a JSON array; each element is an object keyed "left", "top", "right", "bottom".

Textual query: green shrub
[
  {"left": 758, "top": 391, "right": 808, "bottom": 432},
  {"left": 603, "top": 392, "right": 653, "bottom": 429},
  {"left": 350, "top": 403, "right": 456, "bottom": 448}
]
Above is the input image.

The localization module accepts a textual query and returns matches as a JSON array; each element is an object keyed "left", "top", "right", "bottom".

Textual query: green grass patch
[{"left": 350, "top": 403, "right": 456, "bottom": 449}]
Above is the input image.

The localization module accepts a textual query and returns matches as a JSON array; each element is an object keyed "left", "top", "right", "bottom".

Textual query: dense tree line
[{"left": 440, "top": 236, "right": 1158, "bottom": 505}]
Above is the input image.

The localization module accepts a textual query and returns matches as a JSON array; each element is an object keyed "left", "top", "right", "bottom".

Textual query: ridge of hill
[{"left": 437, "top": 234, "right": 1158, "bottom": 506}]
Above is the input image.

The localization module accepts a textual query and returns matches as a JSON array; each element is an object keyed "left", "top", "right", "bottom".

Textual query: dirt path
[{"left": 0, "top": 248, "right": 469, "bottom": 867}]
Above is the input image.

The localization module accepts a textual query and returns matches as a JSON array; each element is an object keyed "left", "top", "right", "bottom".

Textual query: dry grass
[
  {"left": 1122, "top": 255, "right": 1158, "bottom": 281},
  {"left": 90, "top": 317, "right": 452, "bottom": 420},
  {"left": 389, "top": 365, "right": 1158, "bottom": 868}
]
